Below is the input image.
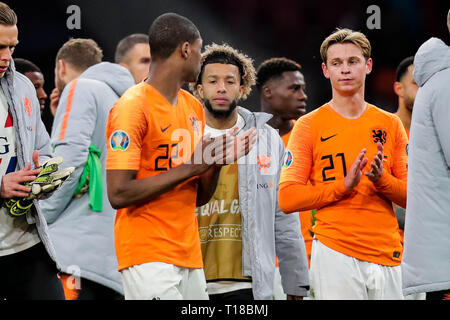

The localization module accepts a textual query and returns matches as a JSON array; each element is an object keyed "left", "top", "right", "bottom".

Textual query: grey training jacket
[
  {"left": 402, "top": 38, "right": 450, "bottom": 295},
  {"left": 0, "top": 60, "right": 57, "bottom": 264},
  {"left": 40, "top": 62, "right": 134, "bottom": 294},
  {"left": 236, "top": 107, "right": 309, "bottom": 299}
]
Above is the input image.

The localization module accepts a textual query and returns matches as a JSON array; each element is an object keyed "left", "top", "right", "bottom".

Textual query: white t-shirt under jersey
[{"left": 202, "top": 114, "right": 252, "bottom": 295}]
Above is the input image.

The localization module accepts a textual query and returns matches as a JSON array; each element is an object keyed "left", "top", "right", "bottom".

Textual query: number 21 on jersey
[{"left": 321, "top": 153, "right": 347, "bottom": 181}]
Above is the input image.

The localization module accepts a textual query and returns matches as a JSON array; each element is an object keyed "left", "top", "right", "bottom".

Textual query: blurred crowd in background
[{"left": 12, "top": 0, "right": 449, "bottom": 132}]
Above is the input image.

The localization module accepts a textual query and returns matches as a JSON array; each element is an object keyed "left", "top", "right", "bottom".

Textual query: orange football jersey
[
  {"left": 279, "top": 103, "right": 408, "bottom": 266},
  {"left": 106, "top": 82, "right": 205, "bottom": 271}
]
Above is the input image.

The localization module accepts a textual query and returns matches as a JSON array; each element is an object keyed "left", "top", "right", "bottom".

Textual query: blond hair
[
  {"left": 190, "top": 43, "right": 256, "bottom": 100},
  {"left": 320, "top": 28, "right": 371, "bottom": 64}
]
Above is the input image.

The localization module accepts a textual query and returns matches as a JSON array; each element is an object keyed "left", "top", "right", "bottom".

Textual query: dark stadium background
[{"left": 11, "top": 0, "right": 449, "bottom": 131}]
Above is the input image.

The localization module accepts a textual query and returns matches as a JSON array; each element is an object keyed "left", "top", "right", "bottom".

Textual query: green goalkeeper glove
[{"left": 3, "top": 157, "right": 75, "bottom": 217}]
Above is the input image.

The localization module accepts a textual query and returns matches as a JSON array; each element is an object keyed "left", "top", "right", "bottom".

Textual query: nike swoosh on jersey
[
  {"left": 161, "top": 125, "right": 171, "bottom": 133},
  {"left": 320, "top": 134, "right": 337, "bottom": 142}
]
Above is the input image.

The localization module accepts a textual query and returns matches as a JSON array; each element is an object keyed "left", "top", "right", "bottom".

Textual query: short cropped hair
[
  {"left": 148, "top": 13, "right": 200, "bottom": 60},
  {"left": 395, "top": 56, "right": 414, "bottom": 82},
  {"left": 190, "top": 43, "right": 256, "bottom": 101},
  {"left": 114, "top": 33, "right": 149, "bottom": 64},
  {"left": 0, "top": 2, "right": 17, "bottom": 26},
  {"left": 14, "top": 58, "right": 42, "bottom": 74},
  {"left": 320, "top": 28, "right": 371, "bottom": 64},
  {"left": 55, "top": 38, "right": 103, "bottom": 71},
  {"left": 256, "top": 57, "right": 302, "bottom": 90}
]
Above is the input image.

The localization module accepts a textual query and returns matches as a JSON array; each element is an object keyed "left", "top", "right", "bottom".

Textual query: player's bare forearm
[
  {"left": 196, "top": 165, "right": 221, "bottom": 207},
  {"left": 107, "top": 164, "right": 202, "bottom": 209}
]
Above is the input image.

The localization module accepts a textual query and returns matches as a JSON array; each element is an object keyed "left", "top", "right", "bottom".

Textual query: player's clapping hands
[
  {"left": 212, "top": 126, "right": 257, "bottom": 166},
  {"left": 344, "top": 148, "right": 369, "bottom": 191},
  {"left": 189, "top": 126, "right": 257, "bottom": 176},
  {"left": 365, "top": 142, "right": 384, "bottom": 182},
  {"left": 344, "top": 142, "right": 385, "bottom": 192}
]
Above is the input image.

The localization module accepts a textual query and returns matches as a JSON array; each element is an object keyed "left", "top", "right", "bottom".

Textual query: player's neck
[
  {"left": 205, "top": 109, "right": 238, "bottom": 130},
  {"left": 266, "top": 114, "right": 293, "bottom": 137},
  {"left": 395, "top": 100, "right": 411, "bottom": 132},
  {"left": 261, "top": 100, "right": 293, "bottom": 136},
  {"left": 146, "top": 62, "right": 183, "bottom": 106},
  {"left": 330, "top": 91, "right": 367, "bottom": 119}
]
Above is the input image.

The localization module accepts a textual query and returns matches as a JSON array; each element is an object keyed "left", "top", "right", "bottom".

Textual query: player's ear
[
  {"left": 238, "top": 84, "right": 245, "bottom": 99},
  {"left": 57, "top": 59, "right": 66, "bottom": 78},
  {"left": 366, "top": 58, "right": 373, "bottom": 75},
  {"left": 196, "top": 84, "right": 204, "bottom": 100},
  {"left": 262, "top": 85, "right": 272, "bottom": 100},
  {"left": 181, "top": 42, "right": 190, "bottom": 59},
  {"left": 321, "top": 62, "right": 330, "bottom": 79},
  {"left": 393, "top": 81, "right": 403, "bottom": 97}
]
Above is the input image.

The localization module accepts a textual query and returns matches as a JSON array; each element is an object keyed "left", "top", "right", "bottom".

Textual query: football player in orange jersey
[
  {"left": 279, "top": 28, "right": 408, "bottom": 299},
  {"left": 106, "top": 13, "right": 256, "bottom": 300}
]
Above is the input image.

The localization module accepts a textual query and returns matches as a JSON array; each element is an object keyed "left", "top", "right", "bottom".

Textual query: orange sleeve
[
  {"left": 279, "top": 181, "right": 350, "bottom": 213},
  {"left": 278, "top": 114, "right": 351, "bottom": 213},
  {"left": 106, "top": 94, "right": 148, "bottom": 170},
  {"left": 373, "top": 116, "right": 408, "bottom": 208}
]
